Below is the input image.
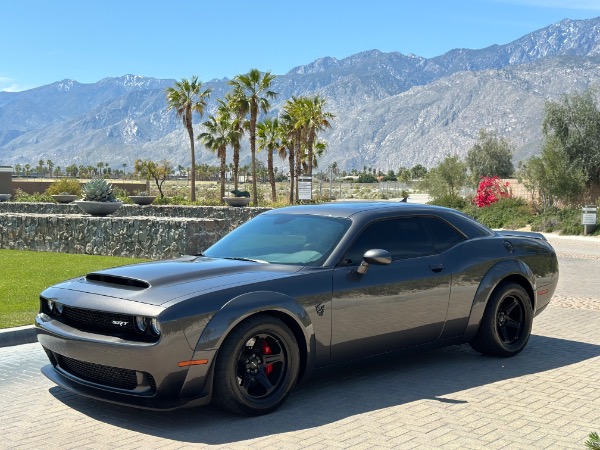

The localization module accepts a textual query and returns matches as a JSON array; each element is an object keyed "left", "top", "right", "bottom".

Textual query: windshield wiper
[{"left": 222, "top": 257, "right": 269, "bottom": 264}]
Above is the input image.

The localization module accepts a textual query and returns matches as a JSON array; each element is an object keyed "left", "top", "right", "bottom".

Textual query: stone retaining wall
[
  {"left": 0, "top": 204, "right": 269, "bottom": 259},
  {"left": 0, "top": 202, "right": 269, "bottom": 224}
]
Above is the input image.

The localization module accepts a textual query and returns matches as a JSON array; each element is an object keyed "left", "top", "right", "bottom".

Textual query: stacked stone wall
[{"left": 0, "top": 205, "right": 269, "bottom": 259}]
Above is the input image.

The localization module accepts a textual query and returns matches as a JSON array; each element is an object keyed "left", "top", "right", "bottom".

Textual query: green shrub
[
  {"left": 429, "top": 195, "right": 467, "bottom": 210},
  {"left": 45, "top": 178, "right": 82, "bottom": 196},
  {"left": 469, "top": 197, "right": 532, "bottom": 229},
  {"left": 12, "top": 189, "right": 54, "bottom": 203},
  {"left": 586, "top": 431, "right": 600, "bottom": 450},
  {"left": 531, "top": 207, "right": 586, "bottom": 235},
  {"left": 112, "top": 187, "right": 132, "bottom": 203}
]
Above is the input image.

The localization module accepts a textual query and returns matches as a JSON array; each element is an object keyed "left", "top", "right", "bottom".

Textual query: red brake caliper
[{"left": 262, "top": 339, "right": 273, "bottom": 375}]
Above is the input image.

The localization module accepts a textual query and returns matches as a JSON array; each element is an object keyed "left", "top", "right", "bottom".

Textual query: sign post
[{"left": 582, "top": 205, "right": 597, "bottom": 235}]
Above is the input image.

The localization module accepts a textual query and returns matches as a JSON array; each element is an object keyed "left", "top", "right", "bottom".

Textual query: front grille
[
  {"left": 56, "top": 354, "right": 156, "bottom": 392},
  {"left": 62, "top": 306, "right": 135, "bottom": 334}
]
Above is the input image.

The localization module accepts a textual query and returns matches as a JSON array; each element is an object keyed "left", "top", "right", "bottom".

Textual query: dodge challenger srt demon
[{"left": 36, "top": 202, "right": 558, "bottom": 415}]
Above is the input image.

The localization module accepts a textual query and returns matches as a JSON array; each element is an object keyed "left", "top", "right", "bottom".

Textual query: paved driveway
[{"left": 1, "top": 235, "right": 599, "bottom": 449}]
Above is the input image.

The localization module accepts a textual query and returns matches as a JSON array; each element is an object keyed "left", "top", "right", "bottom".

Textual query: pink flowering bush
[{"left": 474, "top": 176, "right": 510, "bottom": 207}]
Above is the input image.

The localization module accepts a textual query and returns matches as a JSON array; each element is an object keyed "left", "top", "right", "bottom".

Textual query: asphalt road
[{"left": 0, "top": 234, "right": 599, "bottom": 449}]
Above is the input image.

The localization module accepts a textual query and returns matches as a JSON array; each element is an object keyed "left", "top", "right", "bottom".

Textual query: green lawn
[{"left": 0, "top": 250, "right": 148, "bottom": 329}]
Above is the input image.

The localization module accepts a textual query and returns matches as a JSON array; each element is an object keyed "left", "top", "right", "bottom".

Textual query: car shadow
[{"left": 47, "top": 334, "right": 600, "bottom": 445}]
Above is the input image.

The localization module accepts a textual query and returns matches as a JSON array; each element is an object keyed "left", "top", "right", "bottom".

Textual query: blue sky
[{"left": 1, "top": 0, "right": 600, "bottom": 92}]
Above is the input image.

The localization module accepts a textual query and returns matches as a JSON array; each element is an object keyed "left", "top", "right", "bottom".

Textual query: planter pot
[
  {"left": 223, "top": 197, "right": 251, "bottom": 207},
  {"left": 129, "top": 195, "right": 156, "bottom": 206},
  {"left": 0, "top": 194, "right": 11, "bottom": 202},
  {"left": 74, "top": 200, "right": 123, "bottom": 216},
  {"left": 52, "top": 194, "right": 78, "bottom": 204}
]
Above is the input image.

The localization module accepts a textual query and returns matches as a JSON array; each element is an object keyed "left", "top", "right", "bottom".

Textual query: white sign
[
  {"left": 298, "top": 176, "right": 312, "bottom": 200},
  {"left": 582, "top": 206, "right": 597, "bottom": 225}
]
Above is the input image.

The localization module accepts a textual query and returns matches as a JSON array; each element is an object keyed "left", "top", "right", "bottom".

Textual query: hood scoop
[{"left": 85, "top": 273, "right": 150, "bottom": 290}]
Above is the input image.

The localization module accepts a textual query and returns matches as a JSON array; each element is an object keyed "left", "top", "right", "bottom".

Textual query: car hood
[{"left": 51, "top": 256, "right": 302, "bottom": 306}]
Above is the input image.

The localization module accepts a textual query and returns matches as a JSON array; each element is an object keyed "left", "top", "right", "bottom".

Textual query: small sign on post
[
  {"left": 298, "top": 176, "right": 312, "bottom": 201},
  {"left": 582, "top": 205, "right": 597, "bottom": 235}
]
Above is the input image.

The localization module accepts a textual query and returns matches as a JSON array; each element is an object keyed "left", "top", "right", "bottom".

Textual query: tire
[
  {"left": 212, "top": 314, "right": 300, "bottom": 415},
  {"left": 469, "top": 282, "right": 533, "bottom": 357}
]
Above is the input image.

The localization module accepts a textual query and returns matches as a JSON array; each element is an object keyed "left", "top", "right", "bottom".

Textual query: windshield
[{"left": 203, "top": 214, "right": 351, "bottom": 266}]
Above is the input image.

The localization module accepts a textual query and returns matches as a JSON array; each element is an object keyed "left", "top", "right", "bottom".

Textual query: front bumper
[{"left": 36, "top": 313, "right": 217, "bottom": 410}]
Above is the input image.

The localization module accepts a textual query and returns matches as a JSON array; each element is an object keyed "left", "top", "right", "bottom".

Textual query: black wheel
[
  {"left": 470, "top": 283, "right": 533, "bottom": 357},
  {"left": 212, "top": 314, "right": 300, "bottom": 415}
]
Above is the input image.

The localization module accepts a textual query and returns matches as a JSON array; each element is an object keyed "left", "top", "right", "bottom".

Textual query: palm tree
[
  {"left": 222, "top": 92, "right": 246, "bottom": 191},
  {"left": 37, "top": 160, "right": 45, "bottom": 177},
  {"left": 303, "top": 96, "right": 334, "bottom": 177},
  {"left": 47, "top": 160, "right": 54, "bottom": 178},
  {"left": 166, "top": 76, "right": 212, "bottom": 202},
  {"left": 277, "top": 111, "right": 296, "bottom": 204},
  {"left": 257, "top": 118, "right": 281, "bottom": 202},
  {"left": 199, "top": 107, "right": 232, "bottom": 204},
  {"left": 282, "top": 96, "right": 310, "bottom": 202},
  {"left": 229, "top": 69, "right": 277, "bottom": 206}
]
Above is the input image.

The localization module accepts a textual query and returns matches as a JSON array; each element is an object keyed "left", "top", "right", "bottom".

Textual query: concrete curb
[{"left": 0, "top": 325, "right": 37, "bottom": 348}]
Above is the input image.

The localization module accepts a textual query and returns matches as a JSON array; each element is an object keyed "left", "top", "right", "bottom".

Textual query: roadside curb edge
[{"left": 0, "top": 325, "right": 37, "bottom": 348}]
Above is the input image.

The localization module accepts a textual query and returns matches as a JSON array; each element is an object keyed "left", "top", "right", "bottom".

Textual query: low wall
[
  {"left": 0, "top": 203, "right": 269, "bottom": 225},
  {"left": 0, "top": 204, "right": 269, "bottom": 259}
]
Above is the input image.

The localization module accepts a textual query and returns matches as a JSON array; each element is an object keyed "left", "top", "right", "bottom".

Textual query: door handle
[{"left": 429, "top": 264, "right": 444, "bottom": 273}]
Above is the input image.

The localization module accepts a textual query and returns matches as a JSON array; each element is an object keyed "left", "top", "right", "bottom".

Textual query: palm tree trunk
[
  {"left": 186, "top": 118, "right": 196, "bottom": 202},
  {"left": 250, "top": 108, "right": 258, "bottom": 206},
  {"left": 294, "top": 132, "right": 302, "bottom": 203},
  {"left": 288, "top": 147, "right": 295, "bottom": 204},
  {"left": 219, "top": 145, "right": 226, "bottom": 204},
  {"left": 268, "top": 149, "right": 276, "bottom": 202},
  {"left": 233, "top": 143, "right": 240, "bottom": 190},
  {"left": 307, "top": 127, "right": 316, "bottom": 177}
]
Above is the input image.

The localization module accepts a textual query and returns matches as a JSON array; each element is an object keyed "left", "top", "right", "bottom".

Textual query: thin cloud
[{"left": 0, "top": 77, "right": 29, "bottom": 92}]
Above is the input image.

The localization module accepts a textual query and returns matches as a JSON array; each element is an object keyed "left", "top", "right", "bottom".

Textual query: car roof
[
  {"left": 261, "top": 201, "right": 493, "bottom": 239},
  {"left": 263, "top": 201, "right": 447, "bottom": 219}
]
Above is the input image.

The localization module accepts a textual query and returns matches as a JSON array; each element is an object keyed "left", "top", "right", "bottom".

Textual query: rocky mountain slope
[{"left": 1, "top": 17, "right": 599, "bottom": 171}]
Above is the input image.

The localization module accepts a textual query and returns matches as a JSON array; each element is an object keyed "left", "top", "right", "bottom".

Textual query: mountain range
[{"left": 1, "top": 16, "right": 600, "bottom": 172}]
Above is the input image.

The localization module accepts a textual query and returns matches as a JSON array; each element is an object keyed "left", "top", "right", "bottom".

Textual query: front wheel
[
  {"left": 470, "top": 283, "right": 533, "bottom": 357},
  {"left": 212, "top": 314, "right": 300, "bottom": 415}
]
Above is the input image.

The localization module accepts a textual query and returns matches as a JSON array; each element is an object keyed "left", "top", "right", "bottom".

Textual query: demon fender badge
[
  {"left": 315, "top": 303, "right": 325, "bottom": 316},
  {"left": 112, "top": 320, "right": 129, "bottom": 326}
]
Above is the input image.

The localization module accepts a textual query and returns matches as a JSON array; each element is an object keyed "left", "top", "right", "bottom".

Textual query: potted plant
[
  {"left": 52, "top": 192, "right": 78, "bottom": 204},
  {"left": 74, "top": 178, "right": 122, "bottom": 216},
  {"left": 223, "top": 189, "right": 251, "bottom": 207},
  {"left": 129, "top": 191, "right": 156, "bottom": 206}
]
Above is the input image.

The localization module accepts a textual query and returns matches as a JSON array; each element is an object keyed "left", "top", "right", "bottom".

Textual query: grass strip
[{"left": 0, "top": 250, "right": 148, "bottom": 329}]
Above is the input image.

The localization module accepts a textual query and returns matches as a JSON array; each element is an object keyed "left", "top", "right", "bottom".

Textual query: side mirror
[{"left": 356, "top": 249, "right": 392, "bottom": 275}]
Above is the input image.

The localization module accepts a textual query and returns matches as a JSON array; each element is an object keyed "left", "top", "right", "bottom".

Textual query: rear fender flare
[{"left": 464, "top": 259, "right": 536, "bottom": 341}]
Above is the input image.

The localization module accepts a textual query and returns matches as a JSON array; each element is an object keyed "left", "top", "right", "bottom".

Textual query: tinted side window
[
  {"left": 341, "top": 218, "right": 435, "bottom": 264},
  {"left": 420, "top": 216, "right": 465, "bottom": 253}
]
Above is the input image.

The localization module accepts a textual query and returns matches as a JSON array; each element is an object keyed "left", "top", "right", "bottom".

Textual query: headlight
[
  {"left": 135, "top": 316, "right": 147, "bottom": 332},
  {"left": 46, "top": 299, "right": 54, "bottom": 312},
  {"left": 55, "top": 302, "right": 64, "bottom": 314},
  {"left": 150, "top": 318, "right": 161, "bottom": 336}
]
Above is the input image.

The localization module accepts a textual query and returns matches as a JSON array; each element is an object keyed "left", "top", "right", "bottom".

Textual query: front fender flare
[
  {"left": 194, "top": 290, "right": 315, "bottom": 367},
  {"left": 463, "top": 259, "right": 536, "bottom": 341}
]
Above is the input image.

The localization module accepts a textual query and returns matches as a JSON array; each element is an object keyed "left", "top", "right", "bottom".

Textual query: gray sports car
[{"left": 36, "top": 202, "right": 558, "bottom": 415}]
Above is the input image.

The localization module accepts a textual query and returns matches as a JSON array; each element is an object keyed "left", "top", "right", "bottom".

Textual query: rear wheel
[
  {"left": 470, "top": 283, "right": 533, "bottom": 357},
  {"left": 212, "top": 314, "right": 300, "bottom": 415}
]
